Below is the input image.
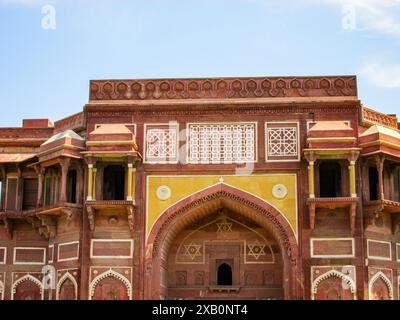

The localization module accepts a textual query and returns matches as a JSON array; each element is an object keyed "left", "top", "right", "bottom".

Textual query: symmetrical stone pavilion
[{"left": 0, "top": 75, "right": 399, "bottom": 300}]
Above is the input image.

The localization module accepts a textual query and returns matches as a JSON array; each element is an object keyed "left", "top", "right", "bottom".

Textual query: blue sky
[{"left": 0, "top": 0, "right": 399, "bottom": 126}]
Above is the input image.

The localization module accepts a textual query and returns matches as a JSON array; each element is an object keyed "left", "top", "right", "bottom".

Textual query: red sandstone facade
[{"left": 0, "top": 75, "right": 399, "bottom": 300}]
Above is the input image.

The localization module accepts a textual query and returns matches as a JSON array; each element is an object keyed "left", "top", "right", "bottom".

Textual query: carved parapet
[
  {"left": 362, "top": 106, "right": 398, "bottom": 129},
  {"left": 89, "top": 76, "right": 357, "bottom": 101}
]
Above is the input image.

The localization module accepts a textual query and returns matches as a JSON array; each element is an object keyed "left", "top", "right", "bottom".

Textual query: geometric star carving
[
  {"left": 184, "top": 242, "right": 202, "bottom": 260},
  {"left": 247, "top": 240, "right": 266, "bottom": 260},
  {"left": 217, "top": 218, "right": 233, "bottom": 233}
]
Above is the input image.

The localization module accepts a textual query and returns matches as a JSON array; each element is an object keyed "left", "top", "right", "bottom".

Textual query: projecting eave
[{"left": 359, "top": 124, "right": 400, "bottom": 159}]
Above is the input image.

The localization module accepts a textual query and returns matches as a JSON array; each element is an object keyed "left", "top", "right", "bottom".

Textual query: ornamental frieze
[
  {"left": 86, "top": 105, "right": 359, "bottom": 118},
  {"left": 89, "top": 76, "right": 357, "bottom": 101}
]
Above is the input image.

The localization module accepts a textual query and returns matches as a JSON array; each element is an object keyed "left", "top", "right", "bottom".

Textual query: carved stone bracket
[
  {"left": 307, "top": 197, "right": 358, "bottom": 235},
  {"left": 27, "top": 216, "right": 56, "bottom": 239},
  {"left": 309, "top": 203, "right": 316, "bottom": 230},
  {"left": 87, "top": 206, "right": 95, "bottom": 231},
  {"left": 1, "top": 217, "right": 13, "bottom": 239},
  {"left": 38, "top": 216, "right": 57, "bottom": 238},
  {"left": 126, "top": 206, "right": 135, "bottom": 235}
]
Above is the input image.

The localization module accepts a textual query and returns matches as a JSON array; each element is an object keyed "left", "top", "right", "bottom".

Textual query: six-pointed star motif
[
  {"left": 184, "top": 242, "right": 202, "bottom": 260},
  {"left": 247, "top": 240, "right": 266, "bottom": 260},
  {"left": 217, "top": 218, "right": 233, "bottom": 233}
]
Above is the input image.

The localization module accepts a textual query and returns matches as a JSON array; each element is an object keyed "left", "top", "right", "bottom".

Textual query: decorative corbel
[
  {"left": 392, "top": 215, "right": 400, "bottom": 234},
  {"left": 350, "top": 202, "right": 357, "bottom": 235},
  {"left": 87, "top": 205, "right": 95, "bottom": 231},
  {"left": 1, "top": 217, "right": 13, "bottom": 239},
  {"left": 126, "top": 206, "right": 135, "bottom": 234},
  {"left": 61, "top": 207, "right": 78, "bottom": 221},
  {"left": 309, "top": 202, "right": 316, "bottom": 230},
  {"left": 38, "top": 216, "right": 57, "bottom": 238},
  {"left": 27, "top": 217, "right": 50, "bottom": 239}
]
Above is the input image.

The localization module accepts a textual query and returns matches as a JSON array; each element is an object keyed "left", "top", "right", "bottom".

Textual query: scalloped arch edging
[
  {"left": 11, "top": 274, "right": 44, "bottom": 300},
  {"left": 148, "top": 183, "right": 299, "bottom": 263},
  {"left": 369, "top": 271, "right": 393, "bottom": 300},
  {"left": 56, "top": 272, "right": 78, "bottom": 300},
  {"left": 311, "top": 270, "right": 356, "bottom": 300},
  {"left": 89, "top": 269, "right": 132, "bottom": 300}
]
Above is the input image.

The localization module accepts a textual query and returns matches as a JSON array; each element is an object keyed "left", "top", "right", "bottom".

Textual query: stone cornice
[{"left": 89, "top": 76, "right": 358, "bottom": 102}]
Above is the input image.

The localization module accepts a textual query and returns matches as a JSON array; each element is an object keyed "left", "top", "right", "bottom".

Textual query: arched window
[
  {"left": 103, "top": 165, "right": 125, "bottom": 200},
  {"left": 319, "top": 162, "right": 342, "bottom": 198},
  {"left": 368, "top": 167, "right": 379, "bottom": 201},
  {"left": 217, "top": 263, "right": 232, "bottom": 286}
]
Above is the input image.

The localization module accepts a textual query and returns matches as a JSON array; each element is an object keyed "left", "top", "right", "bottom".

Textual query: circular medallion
[
  {"left": 156, "top": 185, "right": 172, "bottom": 201},
  {"left": 272, "top": 184, "right": 288, "bottom": 199}
]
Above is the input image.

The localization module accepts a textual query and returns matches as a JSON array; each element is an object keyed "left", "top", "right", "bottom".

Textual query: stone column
[
  {"left": 87, "top": 164, "right": 94, "bottom": 201},
  {"left": 308, "top": 161, "right": 315, "bottom": 199},
  {"left": 349, "top": 160, "right": 357, "bottom": 198},
  {"left": 35, "top": 165, "right": 45, "bottom": 207},
  {"left": 375, "top": 155, "right": 385, "bottom": 200},
  {"left": 59, "top": 158, "right": 71, "bottom": 203},
  {"left": 92, "top": 167, "right": 97, "bottom": 201},
  {"left": 127, "top": 163, "right": 133, "bottom": 201}
]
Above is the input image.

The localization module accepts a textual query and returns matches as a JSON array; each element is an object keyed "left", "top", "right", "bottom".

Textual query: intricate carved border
[
  {"left": 11, "top": 274, "right": 44, "bottom": 300},
  {"left": 369, "top": 271, "right": 393, "bottom": 300},
  {"left": 311, "top": 269, "right": 356, "bottom": 299},
  {"left": 56, "top": 272, "right": 78, "bottom": 300},
  {"left": 149, "top": 184, "right": 298, "bottom": 264},
  {"left": 90, "top": 76, "right": 357, "bottom": 101},
  {"left": 88, "top": 269, "right": 132, "bottom": 300}
]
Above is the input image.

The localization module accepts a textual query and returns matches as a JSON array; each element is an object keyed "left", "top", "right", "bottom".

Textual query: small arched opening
[{"left": 217, "top": 263, "right": 233, "bottom": 286}]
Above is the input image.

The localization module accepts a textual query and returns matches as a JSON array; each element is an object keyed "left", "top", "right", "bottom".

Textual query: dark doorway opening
[
  {"left": 67, "top": 169, "right": 77, "bottom": 203},
  {"left": 217, "top": 263, "right": 232, "bottom": 286},
  {"left": 103, "top": 165, "right": 125, "bottom": 200},
  {"left": 319, "top": 162, "right": 342, "bottom": 197},
  {"left": 369, "top": 167, "right": 379, "bottom": 201}
]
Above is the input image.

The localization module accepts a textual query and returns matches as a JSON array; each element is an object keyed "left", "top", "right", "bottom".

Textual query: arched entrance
[{"left": 146, "top": 184, "right": 301, "bottom": 300}]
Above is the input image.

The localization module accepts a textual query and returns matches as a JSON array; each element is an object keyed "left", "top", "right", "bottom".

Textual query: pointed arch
[
  {"left": 369, "top": 271, "right": 393, "bottom": 300},
  {"left": 311, "top": 270, "right": 356, "bottom": 300},
  {"left": 148, "top": 183, "right": 298, "bottom": 262},
  {"left": 11, "top": 274, "right": 43, "bottom": 300},
  {"left": 146, "top": 183, "right": 302, "bottom": 300},
  {"left": 56, "top": 272, "right": 78, "bottom": 300},
  {"left": 89, "top": 269, "right": 132, "bottom": 300}
]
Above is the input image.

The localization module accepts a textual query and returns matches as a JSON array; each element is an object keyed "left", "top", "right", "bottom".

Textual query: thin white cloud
[{"left": 360, "top": 61, "right": 400, "bottom": 88}]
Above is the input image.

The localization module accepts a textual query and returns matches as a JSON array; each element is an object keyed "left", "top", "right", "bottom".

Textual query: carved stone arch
[
  {"left": 0, "top": 280, "right": 4, "bottom": 300},
  {"left": 311, "top": 270, "right": 356, "bottom": 300},
  {"left": 148, "top": 183, "right": 298, "bottom": 261},
  {"left": 56, "top": 272, "right": 78, "bottom": 300},
  {"left": 369, "top": 271, "right": 393, "bottom": 300},
  {"left": 12, "top": 274, "right": 43, "bottom": 300},
  {"left": 146, "top": 183, "right": 301, "bottom": 299},
  {"left": 89, "top": 269, "right": 132, "bottom": 300}
]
